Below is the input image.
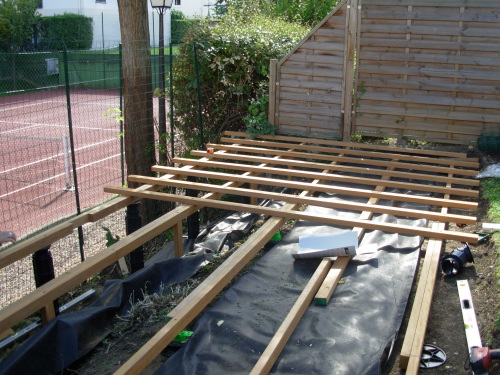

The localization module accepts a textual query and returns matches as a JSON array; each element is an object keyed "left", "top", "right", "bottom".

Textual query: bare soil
[{"left": 62, "top": 145, "right": 500, "bottom": 375}]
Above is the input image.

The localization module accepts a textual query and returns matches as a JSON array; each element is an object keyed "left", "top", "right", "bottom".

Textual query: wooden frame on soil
[
  {"left": 107, "top": 131, "right": 478, "bottom": 374},
  {"left": 0, "top": 132, "right": 479, "bottom": 375}
]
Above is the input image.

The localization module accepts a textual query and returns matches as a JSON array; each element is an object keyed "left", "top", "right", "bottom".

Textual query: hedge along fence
[{"left": 270, "top": 0, "right": 500, "bottom": 145}]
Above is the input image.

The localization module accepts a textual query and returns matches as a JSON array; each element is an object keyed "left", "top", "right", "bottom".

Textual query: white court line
[
  {"left": 0, "top": 99, "right": 117, "bottom": 113},
  {"left": 0, "top": 121, "right": 119, "bottom": 133},
  {"left": 0, "top": 138, "right": 119, "bottom": 175},
  {"left": 0, "top": 100, "right": 65, "bottom": 113},
  {"left": 0, "top": 153, "right": 122, "bottom": 199}
]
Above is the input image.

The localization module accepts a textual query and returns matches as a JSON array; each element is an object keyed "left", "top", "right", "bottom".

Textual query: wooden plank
[
  {"left": 153, "top": 166, "right": 478, "bottom": 210},
  {"left": 400, "top": 169, "right": 452, "bottom": 370},
  {"left": 0, "top": 205, "right": 196, "bottom": 334},
  {"left": 314, "top": 256, "right": 350, "bottom": 305},
  {"left": 173, "top": 157, "right": 479, "bottom": 194},
  {"left": 400, "top": 232, "right": 443, "bottom": 371},
  {"left": 208, "top": 143, "right": 477, "bottom": 177},
  {"left": 128, "top": 175, "right": 476, "bottom": 224},
  {"left": 104, "top": 187, "right": 479, "bottom": 243},
  {"left": 117, "top": 204, "right": 302, "bottom": 375},
  {"left": 223, "top": 131, "right": 474, "bottom": 159},
  {"left": 362, "top": 0, "right": 500, "bottom": 7},
  {"left": 360, "top": 24, "right": 500, "bottom": 38},
  {"left": 358, "top": 104, "right": 500, "bottom": 124},
  {"left": 249, "top": 258, "right": 333, "bottom": 375},
  {"left": 359, "top": 51, "right": 500, "bottom": 69},
  {"left": 361, "top": 9, "right": 500, "bottom": 23},
  {"left": 190, "top": 150, "right": 479, "bottom": 188},
  {"left": 360, "top": 38, "right": 500, "bottom": 53},
  {"left": 218, "top": 136, "right": 479, "bottom": 169},
  {"left": 0, "top": 222, "right": 75, "bottom": 270},
  {"left": 361, "top": 91, "right": 500, "bottom": 111}
]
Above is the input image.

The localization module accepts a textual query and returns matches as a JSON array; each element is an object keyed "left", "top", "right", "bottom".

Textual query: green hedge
[
  {"left": 171, "top": 19, "right": 201, "bottom": 45},
  {"left": 37, "top": 13, "right": 93, "bottom": 51}
]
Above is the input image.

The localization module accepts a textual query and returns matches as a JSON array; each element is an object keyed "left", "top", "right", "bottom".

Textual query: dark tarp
[{"left": 155, "top": 188, "right": 427, "bottom": 375}]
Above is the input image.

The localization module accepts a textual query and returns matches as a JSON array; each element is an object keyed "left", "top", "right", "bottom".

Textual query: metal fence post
[
  {"left": 193, "top": 42, "right": 205, "bottom": 149},
  {"left": 63, "top": 46, "right": 85, "bottom": 262},
  {"left": 126, "top": 201, "right": 144, "bottom": 273}
]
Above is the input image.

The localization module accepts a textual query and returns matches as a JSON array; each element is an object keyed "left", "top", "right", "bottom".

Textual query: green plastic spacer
[
  {"left": 173, "top": 330, "right": 193, "bottom": 344},
  {"left": 270, "top": 231, "right": 282, "bottom": 242}
]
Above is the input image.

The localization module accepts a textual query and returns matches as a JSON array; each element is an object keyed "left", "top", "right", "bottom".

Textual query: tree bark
[{"left": 118, "top": 0, "right": 162, "bottom": 224}]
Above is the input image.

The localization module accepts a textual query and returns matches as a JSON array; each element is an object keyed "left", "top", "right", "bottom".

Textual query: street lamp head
[{"left": 150, "top": 0, "right": 173, "bottom": 9}]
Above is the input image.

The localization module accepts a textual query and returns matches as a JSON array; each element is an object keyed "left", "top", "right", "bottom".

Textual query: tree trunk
[{"left": 118, "top": 0, "right": 162, "bottom": 225}]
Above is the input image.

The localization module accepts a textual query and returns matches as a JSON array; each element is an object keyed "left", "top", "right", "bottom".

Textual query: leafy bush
[
  {"left": 171, "top": 19, "right": 201, "bottom": 45},
  {"left": 37, "top": 13, "right": 93, "bottom": 50},
  {"left": 173, "top": 8, "right": 307, "bottom": 150}
]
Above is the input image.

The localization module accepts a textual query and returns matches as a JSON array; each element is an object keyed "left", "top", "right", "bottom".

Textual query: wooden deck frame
[
  {"left": 0, "top": 132, "right": 479, "bottom": 375},
  {"left": 106, "top": 132, "right": 478, "bottom": 374}
]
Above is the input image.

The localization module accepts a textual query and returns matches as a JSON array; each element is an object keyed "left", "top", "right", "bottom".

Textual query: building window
[
  {"left": 96, "top": 0, "right": 106, "bottom": 3},
  {"left": 38, "top": 0, "right": 42, "bottom": 8},
  {"left": 175, "top": 0, "right": 181, "bottom": 5}
]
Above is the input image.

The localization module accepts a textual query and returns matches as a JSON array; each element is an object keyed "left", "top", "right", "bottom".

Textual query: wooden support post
[
  {"left": 173, "top": 222, "right": 184, "bottom": 258},
  {"left": 40, "top": 302, "right": 57, "bottom": 325},
  {"left": 268, "top": 59, "right": 278, "bottom": 127}
]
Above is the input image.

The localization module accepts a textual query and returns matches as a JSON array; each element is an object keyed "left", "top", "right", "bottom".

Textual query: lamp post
[{"left": 150, "top": 0, "right": 173, "bottom": 166}]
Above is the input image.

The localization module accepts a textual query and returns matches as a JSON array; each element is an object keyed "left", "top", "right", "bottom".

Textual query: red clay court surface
[{"left": 0, "top": 88, "right": 124, "bottom": 240}]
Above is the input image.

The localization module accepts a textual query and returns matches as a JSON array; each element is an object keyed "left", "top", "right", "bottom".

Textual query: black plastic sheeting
[
  {"left": 155, "top": 188, "right": 428, "bottom": 375},
  {"left": 0, "top": 255, "right": 206, "bottom": 375}
]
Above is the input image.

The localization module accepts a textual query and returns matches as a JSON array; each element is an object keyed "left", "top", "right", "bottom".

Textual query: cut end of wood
[
  {"left": 399, "top": 354, "right": 409, "bottom": 369},
  {"left": 314, "top": 297, "right": 328, "bottom": 306}
]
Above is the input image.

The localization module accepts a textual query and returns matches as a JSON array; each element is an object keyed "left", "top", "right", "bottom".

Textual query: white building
[{"left": 37, "top": 0, "right": 220, "bottom": 48}]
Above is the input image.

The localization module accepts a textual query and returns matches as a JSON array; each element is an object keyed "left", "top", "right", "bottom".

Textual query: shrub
[
  {"left": 171, "top": 19, "right": 201, "bottom": 45},
  {"left": 172, "top": 9, "right": 307, "bottom": 150},
  {"left": 37, "top": 13, "right": 93, "bottom": 50}
]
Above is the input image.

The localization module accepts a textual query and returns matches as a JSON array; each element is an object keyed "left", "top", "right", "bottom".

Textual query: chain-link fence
[{"left": 0, "top": 44, "right": 177, "bottom": 308}]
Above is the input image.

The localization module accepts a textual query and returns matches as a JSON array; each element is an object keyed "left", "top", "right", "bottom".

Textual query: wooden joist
[
  {"left": 102, "top": 132, "right": 479, "bottom": 374},
  {"left": 128, "top": 175, "right": 476, "bottom": 224}
]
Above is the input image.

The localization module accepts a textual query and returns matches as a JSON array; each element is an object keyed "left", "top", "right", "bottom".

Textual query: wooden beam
[
  {"left": 401, "top": 172, "right": 452, "bottom": 372},
  {"left": 249, "top": 258, "right": 333, "bottom": 375},
  {"left": 207, "top": 143, "right": 478, "bottom": 177},
  {"left": 218, "top": 137, "right": 479, "bottom": 169},
  {"left": 173, "top": 222, "right": 184, "bottom": 258},
  {"left": 0, "top": 205, "right": 196, "bottom": 334},
  {"left": 314, "top": 256, "right": 350, "bottom": 305},
  {"left": 152, "top": 166, "right": 478, "bottom": 210},
  {"left": 223, "top": 131, "right": 477, "bottom": 160},
  {"left": 173, "top": 157, "right": 479, "bottom": 195},
  {"left": 0, "top": 222, "right": 75, "bottom": 270},
  {"left": 115, "top": 208, "right": 298, "bottom": 375},
  {"left": 128, "top": 175, "right": 476, "bottom": 224},
  {"left": 189, "top": 150, "right": 479, "bottom": 188},
  {"left": 104, "top": 186, "right": 478, "bottom": 243}
]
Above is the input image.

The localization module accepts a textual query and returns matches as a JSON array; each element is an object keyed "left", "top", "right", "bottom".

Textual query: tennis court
[{"left": 0, "top": 88, "right": 124, "bottom": 239}]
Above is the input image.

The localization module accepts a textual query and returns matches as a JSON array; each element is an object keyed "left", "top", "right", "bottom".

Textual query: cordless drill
[{"left": 470, "top": 346, "right": 500, "bottom": 373}]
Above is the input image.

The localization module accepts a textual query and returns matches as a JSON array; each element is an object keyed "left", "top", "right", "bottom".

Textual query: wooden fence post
[
  {"left": 268, "top": 59, "right": 278, "bottom": 128},
  {"left": 342, "top": 0, "right": 360, "bottom": 141}
]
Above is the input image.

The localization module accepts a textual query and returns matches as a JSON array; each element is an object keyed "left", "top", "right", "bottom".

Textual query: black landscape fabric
[
  {"left": 0, "top": 255, "right": 207, "bottom": 375},
  {"left": 155, "top": 189, "right": 427, "bottom": 375}
]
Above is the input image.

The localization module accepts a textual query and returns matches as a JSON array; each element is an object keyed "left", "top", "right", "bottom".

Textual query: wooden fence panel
[
  {"left": 271, "top": 0, "right": 350, "bottom": 139},
  {"left": 354, "top": 0, "right": 500, "bottom": 144}
]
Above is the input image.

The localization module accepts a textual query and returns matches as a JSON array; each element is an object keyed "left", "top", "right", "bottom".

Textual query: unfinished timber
[{"left": 106, "top": 131, "right": 478, "bottom": 374}]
